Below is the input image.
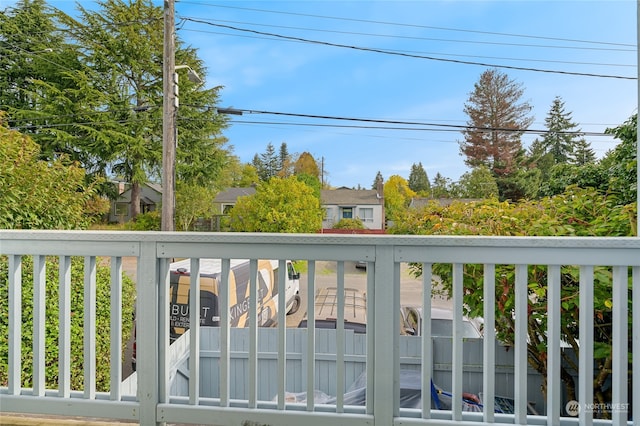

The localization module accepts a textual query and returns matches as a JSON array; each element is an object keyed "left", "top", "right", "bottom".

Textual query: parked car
[{"left": 298, "top": 287, "right": 482, "bottom": 338}]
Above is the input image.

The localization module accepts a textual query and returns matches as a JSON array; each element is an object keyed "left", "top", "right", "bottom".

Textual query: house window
[
  {"left": 342, "top": 207, "right": 353, "bottom": 219},
  {"left": 358, "top": 208, "right": 374, "bottom": 222},
  {"left": 114, "top": 202, "right": 128, "bottom": 216},
  {"left": 324, "top": 207, "right": 333, "bottom": 220}
]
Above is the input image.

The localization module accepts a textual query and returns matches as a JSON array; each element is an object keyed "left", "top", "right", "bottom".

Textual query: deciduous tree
[
  {"left": 383, "top": 175, "right": 416, "bottom": 221},
  {"left": 229, "top": 176, "right": 323, "bottom": 232}
]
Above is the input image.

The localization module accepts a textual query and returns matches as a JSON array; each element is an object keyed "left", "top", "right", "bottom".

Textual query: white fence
[{"left": 1, "top": 230, "right": 638, "bottom": 426}]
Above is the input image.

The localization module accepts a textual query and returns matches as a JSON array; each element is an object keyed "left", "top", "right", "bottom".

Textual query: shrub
[
  {"left": 332, "top": 218, "right": 366, "bottom": 230},
  {"left": 0, "top": 256, "right": 135, "bottom": 392}
]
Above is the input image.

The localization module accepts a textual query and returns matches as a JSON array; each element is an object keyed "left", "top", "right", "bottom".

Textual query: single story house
[
  {"left": 109, "top": 182, "right": 162, "bottom": 223},
  {"left": 213, "top": 185, "right": 385, "bottom": 231}
]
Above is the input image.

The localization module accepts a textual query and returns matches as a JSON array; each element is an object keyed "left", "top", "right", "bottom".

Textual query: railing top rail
[{"left": 1, "top": 229, "right": 639, "bottom": 249}]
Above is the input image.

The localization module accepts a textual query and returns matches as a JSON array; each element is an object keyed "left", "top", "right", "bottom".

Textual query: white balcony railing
[{"left": 1, "top": 230, "right": 638, "bottom": 426}]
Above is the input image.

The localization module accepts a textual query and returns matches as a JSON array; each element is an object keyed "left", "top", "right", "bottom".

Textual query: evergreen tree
[
  {"left": 431, "top": 173, "right": 453, "bottom": 198},
  {"left": 372, "top": 171, "right": 384, "bottom": 190},
  {"left": 541, "top": 96, "right": 583, "bottom": 165},
  {"left": 259, "top": 142, "right": 279, "bottom": 180},
  {"left": 460, "top": 69, "right": 533, "bottom": 178},
  {"left": 572, "top": 138, "right": 596, "bottom": 166},
  {"left": 408, "top": 162, "right": 430, "bottom": 194},
  {"left": 277, "top": 142, "right": 293, "bottom": 177}
]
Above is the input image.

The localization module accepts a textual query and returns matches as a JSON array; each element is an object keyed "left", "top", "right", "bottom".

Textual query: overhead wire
[
  {"left": 178, "top": 27, "right": 634, "bottom": 69},
  {"left": 180, "top": 17, "right": 635, "bottom": 53},
  {"left": 178, "top": 1, "right": 635, "bottom": 48},
  {"left": 181, "top": 18, "right": 636, "bottom": 80}
]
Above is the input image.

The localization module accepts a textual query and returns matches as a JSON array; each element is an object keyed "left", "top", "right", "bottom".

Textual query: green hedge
[{"left": 0, "top": 256, "right": 135, "bottom": 392}]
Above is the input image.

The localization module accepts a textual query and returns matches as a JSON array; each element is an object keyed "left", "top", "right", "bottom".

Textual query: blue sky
[{"left": 7, "top": 0, "right": 638, "bottom": 189}]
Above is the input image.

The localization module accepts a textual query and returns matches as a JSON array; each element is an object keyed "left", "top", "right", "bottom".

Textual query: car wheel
[{"left": 287, "top": 295, "right": 301, "bottom": 315}]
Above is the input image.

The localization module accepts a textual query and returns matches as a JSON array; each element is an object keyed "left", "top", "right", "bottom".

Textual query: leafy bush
[
  {"left": 0, "top": 256, "right": 135, "bottom": 392},
  {"left": 126, "top": 211, "right": 161, "bottom": 231},
  {"left": 391, "top": 187, "right": 636, "bottom": 415},
  {"left": 0, "top": 125, "right": 107, "bottom": 230},
  {"left": 332, "top": 218, "right": 366, "bottom": 230}
]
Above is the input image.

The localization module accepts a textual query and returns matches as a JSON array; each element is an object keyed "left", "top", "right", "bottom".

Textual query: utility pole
[{"left": 162, "top": 0, "right": 176, "bottom": 231}]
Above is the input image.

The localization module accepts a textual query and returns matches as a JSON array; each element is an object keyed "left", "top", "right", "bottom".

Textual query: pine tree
[
  {"left": 408, "top": 162, "right": 430, "bottom": 194},
  {"left": 460, "top": 69, "right": 533, "bottom": 178},
  {"left": 372, "top": 171, "right": 384, "bottom": 190},
  {"left": 259, "top": 143, "right": 278, "bottom": 180},
  {"left": 277, "top": 142, "right": 292, "bottom": 177},
  {"left": 572, "top": 138, "right": 596, "bottom": 166},
  {"left": 541, "top": 96, "right": 583, "bottom": 165}
]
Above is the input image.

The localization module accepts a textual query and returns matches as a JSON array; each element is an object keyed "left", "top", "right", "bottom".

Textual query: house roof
[
  {"left": 214, "top": 187, "right": 256, "bottom": 203},
  {"left": 321, "top": 189, "right": 381, "bottom": 206}
]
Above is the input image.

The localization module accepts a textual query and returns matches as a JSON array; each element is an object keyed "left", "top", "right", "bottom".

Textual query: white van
[
  {"left": 133, "top": 259, "right": 300, "bottom": 369},
  {"left": 168, "top": 258, "right": 301, "bottom": 341}
]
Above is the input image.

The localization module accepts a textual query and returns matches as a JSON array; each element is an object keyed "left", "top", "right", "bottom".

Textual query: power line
[
  {"left": 180, "top": 17, "right": 635, "bottom": 53},
  {"left": 11, "top": 105, "right": 615, "bottom": 137},
  {"left": 179, "top": 27, "right": 635, "bottom": 69},
  {"left": 182, "top": 18, "right": 637, "bottom": 80},
  {"left": 178, "top": 1, "right": 635, "bottom": 48}
]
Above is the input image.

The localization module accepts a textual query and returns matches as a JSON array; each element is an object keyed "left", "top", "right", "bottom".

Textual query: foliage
[
  {"left": 602, "top": 114, "right": 637, "bottom": 206},
  {"left": 391, "top": 187, "right": 636, "bottom": 413},
  {"left": 295, "top": 173, "right": 322, "bottom": 198},
  {"left": 460, "top": 68, "right": 533, "bottom": 180},
  {"left": 229, "top": 176, "right": 323, "bottom": 232},
  {"left": 383, "top": 175, "right": 416, "bottom": 222},
  {"left": 126, "top": 211, "right": 160, "bottom": 231},
  {"left": 175, "top": 183, "right": 217, "bottom": 231},
  {"left": 2, "top": 0, "right": 230, "bottom": 220},
  {"left": 253, "top": 143, "right": 279, "bottom": 181},
  {"left": 0, "top": 124, "right": 106, "bottom": 229},
  {"left": 0, "top": 255, "right": 135, "bottom": 392},
  {"left": 332, "top": 218, "right": 366, "bottom": 230},
  {"left": 430, "top": 172, "right": 453, "bottom": 198},
  {"left": 371, "top": 171, "right": 383, "bottom": 190},
  {"left": 408, "top": 162, "right": 430, "bottom": 195},
  {"left": 277, "top": 142, "right": 293, "bottom": 177},
  {"left": 293, "top": 152, "right": 321, "bottom": 180},
  {"left": 540, "top": 96, "right": 585, "bottom": 165},
  {"left": 451, "top": 165, "right": 498, "bottom": 198}
]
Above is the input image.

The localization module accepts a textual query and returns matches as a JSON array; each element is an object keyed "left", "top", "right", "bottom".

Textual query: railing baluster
[
  {"left": 421, "top": 262, "right": 432, "bottom": 420},
  {"left": 220, "top": 258, "right": 230, "bottom": 407},
  {"left": 633, "top": 266, "right": 639, "bottom": 425},
  {"left": 189, "top": 258, "right": 200, "bottom": 405},
  {"left": 305, "top": 260, "right": 316, "bottom": 412},
  {"left": 483, "top": 263, "right": 496, "bottom": 421},
  {"left": 336, "top": 260, "right": 345, "bottom": 412},
  {"left": 547, "top": 264, "right": 561, "bottom": 426},
  {"left": 59, "top": 255, "right": 71, "bottom": 398},
  {"left": 514, "top": 263, "right": 528, "bottom": 424},
  {"left": 33, "top": 255, "right": 46, "bottom": 397},
  {"left": 365, "top": 260, "right": 374, "bottom": 416},
  {"left": 578, "top": 265, "right": 594, "bottom": 426},
  {"left": 452, "top": 262, "right": 463, "bottom": 421},
  {"left": 277, "top": 259, "right": 287, "bottom": 410},
  {"left": 110, "top": 256, "right": 122, "bottom": 401},
  {"left": 612, "top": 265, "right": 628, "bottom": 425},
  {"left": 83, "top": 256, "right": 96, "bottom": 400},
  {"left": 8, "top": 255, "right": 22, "bottom": 396},
  {"left": 248, "top": 259, "right": 258, "bottom": 408}
]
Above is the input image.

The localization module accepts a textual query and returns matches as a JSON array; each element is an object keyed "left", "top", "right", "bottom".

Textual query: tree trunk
[{"left": 130, "top": 182, "right": 141, "bottom": 221}]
